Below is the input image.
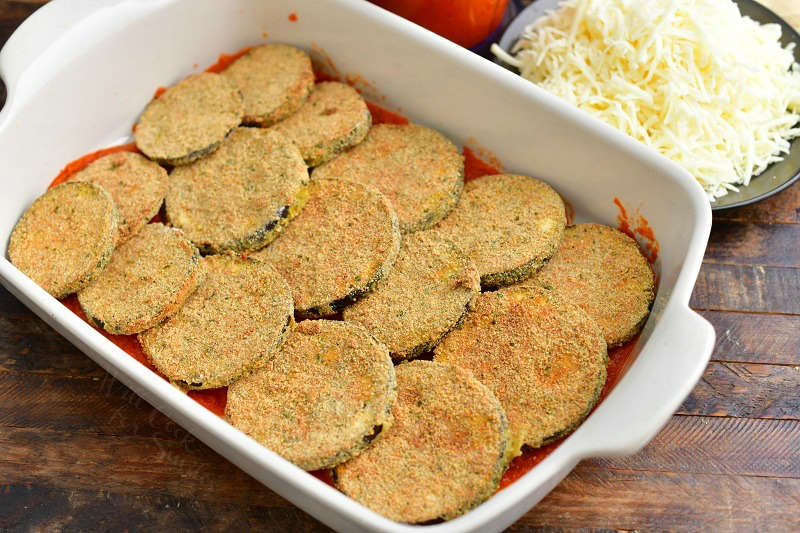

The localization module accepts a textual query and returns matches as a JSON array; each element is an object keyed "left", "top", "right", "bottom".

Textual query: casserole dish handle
[
  {"left": 0, "top": 0, "right": 130, "bottom": 90},
  {"left": 577, "top": 305, "right": 715, "bottom": 457}
]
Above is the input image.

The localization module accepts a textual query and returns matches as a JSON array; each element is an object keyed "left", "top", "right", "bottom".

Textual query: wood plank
[
  {"left": 0, "top": 370, "right": 180, "bottom": 439},
  {"left": 704, "top": 221, "right": 800, "bottom": 267},
  {"left": 678, "top": 362, "right": 800, "bottom": 420},
  {"left": 2, "top": 417, "right": 798, "bottom": 532},
  {"left": 2, "top": 358, "right": 798, "bottom": 448},
  {"left": 0, "top": 1, "right": 45, "bottom": 38},
  {"left": 514, "top": 464, "right": 800, "bottom": 532},
  {"left": 590, "top": 415, "right": 800, "bottom": 478},
  {"left": 8, "top": 470, "right": 797, "bottom": 533},
  {"left": 0, "top": 483, "right": 332, "bottom": 532},
  {"left": 690, "top": 263, "right": 800, "bottom": 314},
  {"left": 0, "top": 426, "right": 282, "bottom": 507},
  {"left": 713, "top": 180, "right": 800, "bottom": 224},
  {"left": 2, "top": 296, "right": 798, "bottom": 382},
  {"left": 3, "top": 414, "right": 796, "bottom": 504},
  {"left": 699, "top": 310, "right": 800, "bottom": 365},
  {"left": 0, "top": 289, "right": 103, "bottom": 378}
]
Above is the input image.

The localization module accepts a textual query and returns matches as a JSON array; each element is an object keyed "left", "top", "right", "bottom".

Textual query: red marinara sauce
[
  {"left": 48, "top": 48, "right": 652, "bottom": 492},
  {"left": 49, "top": 143, "right": 140, "bottom": 189},
  {"left": 498, "top": 337, "right": 640, "bottom": 488},
  {"left": 613, "top": 197, "right": 660, "bottom": 265},
  {"left": 205, "top": 47, "right": 253, "bottom": 74}
]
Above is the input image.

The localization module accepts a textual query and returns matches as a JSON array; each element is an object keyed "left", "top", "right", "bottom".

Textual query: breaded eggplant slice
[
  {"left": 226, "top": 320, "right": 396, "bottom": 471},
  {"left": 135, "top": 72, "right": 244, "bottom": 165},
  {"left": 77, "top": 223, "right": 202, "bottom": 335},
  {"left": 343, "top": 231, "right": 479, "bottom": 360},
  {"left": 166, "top": 127, "right": 309, "bottom": 254},
  {"left": 313, "top": 123, "right": 464, "bottom": 232},
  {"left": 272, "top": 81, "right": 371, "bottom": 166},
  {"left": 334, "top": 360, "right": 510, "bottom": 523},
  {"left": 433, "top": 174, "right": 566, "bottom": 290},
  {"left": 8, "top": 182, "right": 117, "bottom": 298},
  {"left": 221, "top": 44, "right": 314, "bottom": 126},
  {"left": 434, "top": 285, "right": 607, "bottom": 452},
  {"left": 533, "top": 223, "right": 655, "bottom": 347},
  {"left": 252, "top": 178, "right": 400, "bottom": 318},
  {"left": 139, "top": 255, "right": 293, "bottom": 389},
  {"left": 69, "top": 151, "right": 167, "bottom": 243}
]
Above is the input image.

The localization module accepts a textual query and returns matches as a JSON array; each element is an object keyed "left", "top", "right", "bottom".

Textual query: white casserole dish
[{"left": 0, "top": 0, "right": 716, "bottom": 531}]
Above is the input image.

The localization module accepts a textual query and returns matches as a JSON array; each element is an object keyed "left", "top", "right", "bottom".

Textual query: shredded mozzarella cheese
[{"left": 494, "top": 0, "right": 800, "bottom": 200}]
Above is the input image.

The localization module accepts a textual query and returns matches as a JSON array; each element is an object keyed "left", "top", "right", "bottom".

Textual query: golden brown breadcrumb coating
[
  {"left": 70, "top": 151, "right": 166, "bottom": 243},
  {"left": 531, "top": 223, "right": 655, "bottom": 347},
  {"left": 222, "top": 44, "right": 314, "bottom": 126},
  {"left": 343, "top": 231, "right": 479, "bottom": 360},
  {"left": 271, "top": 81, "right": 371, "bottom": 166},
  {"left": 166, "top": 127, "right": 309, "bottom": 254},
  {"left": 313, "top": 123, "right": 464, "bottom": 232},
  {"left": 139, "top": 254, "right": 293, "bottom": 389},
  {"left": 226, "top": 319, "right": 396, "bottom": 471},
  {"left": 8, "top": 181, "right": 117, "bottom": 298},
  {"left": 77, "top": 223, "right": 202, "bottom": 334},
  {"left": 433, "top": 173, "right": 566, "bottom": 290},
  {"left": 434, "top": 285, "right": 607, "bottom": 452},
  {"left": 252, "top": 178, "right": 400, "bottom": 318},
  {"left": 135, "top": 72, "right": 243, "bottom": 165},
  {"left": 334, "top": 360, "right": 509, "bottom": 523}
]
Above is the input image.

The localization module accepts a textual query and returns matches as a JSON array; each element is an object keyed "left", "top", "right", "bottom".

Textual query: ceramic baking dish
[{"left": 0, "top": 0, "right": 716, "bottom": 531}]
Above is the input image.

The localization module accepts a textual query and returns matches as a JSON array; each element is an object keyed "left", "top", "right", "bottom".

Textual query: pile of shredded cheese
[{"left": 493, "top": 0, "right": 800, "bottom": 200}]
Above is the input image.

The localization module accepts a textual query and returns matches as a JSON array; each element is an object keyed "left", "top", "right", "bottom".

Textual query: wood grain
[
  {"left": 678, "top": 362, "right": 800, "bottom": 419},
  {"left": 3, "top": 415, "right": 796, "bottom": 503},
  {"left": 0, "top": 1, "right": 799, "bottom": 532},
  {"left": 0, "top": 484, "right": 333, "bottom": 532},
  {"left": 700, "top": 310, "right": 800, "bottom": 364},
  {"left": 591, "top": 415, "right": 800, "bottom": 477},
  {"left": 2, "top": 414, "right": 798, "bottom": 531},
  {"left": 713, "top": 181, "right": 800, "bottom": 224},
  {"left": 704, "top": 221, "right": 800, "bottom": 267},
  {"left": 0, "top": 427, "right": 282, "bottom": 506},
  {"left": 3, "top": 359, "right": 796, "bottom": 444},
  {"left": 0, "top": 370, "right": 183, "bottom": 440},
  {"left": 513, "top": 465, "right": 800, "bottom": 532},
  {"left": 0, "top": 296, "right": 102, "bottom": 378},
  {"left": 691, "top": 263, "right": 800, "bottom": 314}
]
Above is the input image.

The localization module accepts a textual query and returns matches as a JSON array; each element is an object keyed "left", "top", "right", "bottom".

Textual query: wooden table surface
[{"left": 1, "top": 1, "right": 798, "bottom": 531}]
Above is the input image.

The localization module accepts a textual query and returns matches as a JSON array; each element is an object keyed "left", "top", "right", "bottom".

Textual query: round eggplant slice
[
  {"left": 343, "top": 231, "right": 479, "bottom": 360},
  {"left": 532, "top": 223, "right": 655, "bottom": 347},
  {"left": 70, "top": 151, "right": 166, "bottom": 243},
  {"left": 226, "top": 319, "right": 396, "bottom": 471},
  {"left": 434, "top": 284, "right": 607, "bottom": 451},
  {"left": 135, "top": 72, "right": 244, "bottom": 166},
  {"left": 166, "top": 127, "right": 309, "bottom": 254},
  {"left": 221, "top": 43, "right": 314, "bottom": 126},
  {"left": 252, "top": 178, "right": 400, "bottom": 318},
  {"left": 272, "top": 81, "right": 371, "bottom": 166},
  {"left": 313, "top": 123, "right": 464, "bottom": 232},
  {"left": 334, "top": 360, "right": 510, "bottom": 523},
  {"left": 77, "top": 223, "right": 202, "bottom": 335},
  {"left": 139, "top": 254, "right": 293, "bottom": 389},
  {"left": 8, "top": 181, "right": 118, "bottom": 298},
  {"left": 433, "top": 173, "right": 566, "bottom": 290}
]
